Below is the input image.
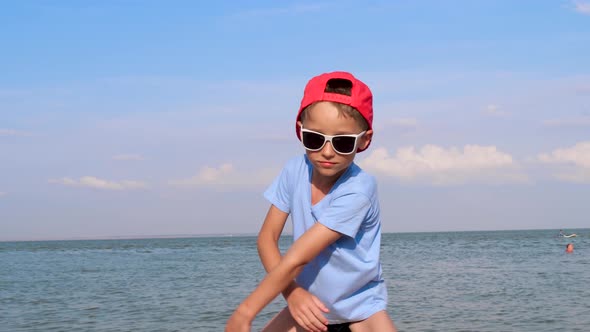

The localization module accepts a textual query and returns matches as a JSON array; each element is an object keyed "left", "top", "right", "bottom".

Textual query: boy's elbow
[
  {"left": 257, "top": 231, "right": 277, "bottom": 251},
  {"left": 256, "top": 235, "right": 265, "bottom": 254},
  {"left": 281, "top": 253, "right": 310, "bottom": 272}
]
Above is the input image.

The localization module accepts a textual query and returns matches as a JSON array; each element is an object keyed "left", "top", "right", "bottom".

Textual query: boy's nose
[{"left": 321, "top": 141, "right": 336, "bottom": 157}]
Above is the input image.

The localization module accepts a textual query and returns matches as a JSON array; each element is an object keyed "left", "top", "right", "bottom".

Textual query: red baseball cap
[{"left": 295, "top": 71, "right": 373, "bottom": 152}]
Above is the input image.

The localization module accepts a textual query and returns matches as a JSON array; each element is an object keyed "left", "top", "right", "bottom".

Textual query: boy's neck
[{"left": 311, "top": 167, "right": 348, "bottom": 192}]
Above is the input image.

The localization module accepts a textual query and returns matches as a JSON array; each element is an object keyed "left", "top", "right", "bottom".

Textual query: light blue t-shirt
[{"left": 264, "top": 154, "right": 388, "bottom": 323}]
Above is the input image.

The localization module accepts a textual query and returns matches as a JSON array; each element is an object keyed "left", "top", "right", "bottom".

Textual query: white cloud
[
  {"left": 49, "top": 176, "right": 148, "bottom": 190},
  {"left": 169, "top": 163, "right": 276, "bottom": 189},
  {"left": 112, "top": 154, "right": 144, "bottom": 161},
  {"left": 542, "top": 116, "right": 590, "bottom": 128},
  {"left": 539, "top": 142, "right": 590, "bottom": 167},
  {"left": 0, "top": 192, "right": 6, "bottom": 197},
  {"left": 359, "top": 145, "right": 527, "bottom": 185},
  {"left": 574, "top": 1, "right": 590, "bottom": 14},
  {"left": 483, "top": 104, "right": 508, "bottom": 117},
  {"left": 538, "top": 142, "right": 590, "bottom": 183},
  {"left": 0, "top": 129, "right": 30, "bottom": 137}
]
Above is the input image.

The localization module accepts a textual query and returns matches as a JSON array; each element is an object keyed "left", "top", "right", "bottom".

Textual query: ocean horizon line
[{"left": 2, "top": 227, "right": 587, "bottom": 243}]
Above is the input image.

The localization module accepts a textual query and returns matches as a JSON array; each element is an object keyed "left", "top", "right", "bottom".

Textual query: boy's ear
[
  {"left": 297, "top": 120, "right": 303, "bottom": 139},
  {"left": 360, "top": 129, "right": 373, "bottom": 150}
]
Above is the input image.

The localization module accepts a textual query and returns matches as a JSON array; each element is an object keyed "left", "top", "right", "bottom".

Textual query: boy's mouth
[{"left": 318, "top": 161, "right": 336, "bottom": 168}]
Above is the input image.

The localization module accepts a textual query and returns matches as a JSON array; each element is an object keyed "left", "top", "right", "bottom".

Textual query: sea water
[{"left": 1, "top": 229, "right": 589, "bottom": 331}]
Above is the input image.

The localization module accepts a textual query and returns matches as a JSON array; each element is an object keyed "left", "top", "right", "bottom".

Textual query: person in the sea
[
  {"left": 225, "top": 71, "right": 397, "bottom": 332},
  {"left": 566, "top": 243, "right": 574, "bottom": 253}
]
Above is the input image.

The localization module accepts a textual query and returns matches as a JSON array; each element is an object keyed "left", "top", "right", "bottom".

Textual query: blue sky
[{"left": 1, "top": 1, "right": 589, "bottom": 241}]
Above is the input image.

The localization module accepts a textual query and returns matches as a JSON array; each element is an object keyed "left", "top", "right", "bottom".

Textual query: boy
[{"left": 226, "top": 72, "right": 397, "bottom": 332}]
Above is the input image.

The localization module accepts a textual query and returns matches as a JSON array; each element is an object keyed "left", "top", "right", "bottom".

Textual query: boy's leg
[
  {"left": 349, "top": 310, "right": 397, "bottom": 332},
  {"left": 262, "top": 307, "right": 306, "bottom": 332}
]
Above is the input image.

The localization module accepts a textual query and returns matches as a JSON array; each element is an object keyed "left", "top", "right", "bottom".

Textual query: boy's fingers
[
  {"left": 306, "top": 313, "right": 328, "bottom": 331},
  {"left": 297, "top": 314, "right": 324, "bottom": 332},
  {"left": 305, "top": 308, "right": 328, "bottom": 330},
  {"left": 312, "top": 296, "right": 330, "bottom": 312}
]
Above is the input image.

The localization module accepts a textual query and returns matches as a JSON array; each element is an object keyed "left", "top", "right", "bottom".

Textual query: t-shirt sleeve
[
  {"left": 263, "top": 165, "right": 292, "bottom": 214},
  {"left": 317, "top": 193, "right": 371, "bottom": 238}
]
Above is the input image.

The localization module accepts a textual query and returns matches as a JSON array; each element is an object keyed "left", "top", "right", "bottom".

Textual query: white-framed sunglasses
[{"left": 300, "top": 127, "right": 366, "bottom": 155}]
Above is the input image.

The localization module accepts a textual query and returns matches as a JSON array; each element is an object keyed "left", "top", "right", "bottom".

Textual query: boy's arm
[
  {"left": 257, "top": 205, "right": 290, "bottom": 285},
  {"left": 257, "top": 205, "right": 300, "bottom": 297},
  {"left": 257, "top": 205, "right": 330, "bottom": 328},
  {"left": 227, "top": 222, "right": 341, "bottom": 331}
]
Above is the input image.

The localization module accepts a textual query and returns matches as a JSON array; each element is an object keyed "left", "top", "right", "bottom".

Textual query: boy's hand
[
  {"left": 225, "top": 306, "right": 252, "bottom": 332},
  {"left": 286, "top": 287, "right": 330, "bottom": 332}
]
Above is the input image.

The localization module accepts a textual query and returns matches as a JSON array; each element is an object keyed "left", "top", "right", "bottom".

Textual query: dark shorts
[{"left": 327, "top": 322, "right": 351, "bottom": 332}]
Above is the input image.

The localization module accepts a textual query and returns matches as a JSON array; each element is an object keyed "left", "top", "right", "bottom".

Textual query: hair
[{"left": 299, "top": 78, "right": 369, "bottom": 130}]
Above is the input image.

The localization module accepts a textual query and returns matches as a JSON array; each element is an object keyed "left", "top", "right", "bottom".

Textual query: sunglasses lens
[
  {"left": 332, "top": 136, "right": 356, "bottom": 154},
  {"left": 302, "top": 131, "right": 326, "bottom": 150}
]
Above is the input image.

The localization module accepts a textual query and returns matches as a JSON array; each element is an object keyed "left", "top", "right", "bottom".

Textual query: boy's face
[{"left": 298, "top": 102, "right": 373, "bottom": 180}]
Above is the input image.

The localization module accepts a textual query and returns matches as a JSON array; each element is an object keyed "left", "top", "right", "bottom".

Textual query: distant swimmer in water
[{"left": 566, "top": 243, "right": 574, "bottom": 254}]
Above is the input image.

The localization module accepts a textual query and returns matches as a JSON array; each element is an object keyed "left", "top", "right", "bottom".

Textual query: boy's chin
[{"left": 313, "top": 164, "right": 349, "bottom": 179}]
